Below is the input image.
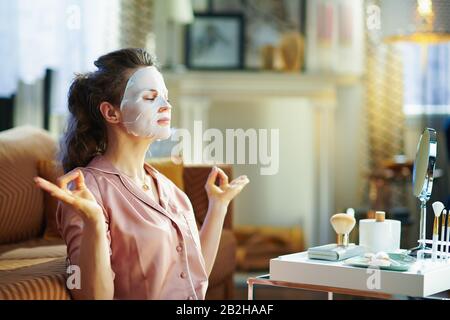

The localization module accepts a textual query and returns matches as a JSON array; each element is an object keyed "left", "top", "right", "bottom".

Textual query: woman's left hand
[{"left": 205, "top": 166, "right": 250, "bottom": 207}]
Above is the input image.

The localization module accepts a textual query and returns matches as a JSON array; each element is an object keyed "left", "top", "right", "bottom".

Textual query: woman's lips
[{"left": 157, "top": 117, "right": 171, "bottom": 125}]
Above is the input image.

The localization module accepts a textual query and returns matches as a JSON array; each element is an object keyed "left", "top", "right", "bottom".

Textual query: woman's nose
[{"left": 158, "top": 105, "right": 171, "bottom": 113}]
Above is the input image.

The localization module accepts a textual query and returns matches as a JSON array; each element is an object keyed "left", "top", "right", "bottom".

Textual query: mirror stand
[
  {"left": 419, "top": 200, "right": 428, "bottom": 249},
  {"left": 409, "top": 200, "right": 431, "bottom": 257}
]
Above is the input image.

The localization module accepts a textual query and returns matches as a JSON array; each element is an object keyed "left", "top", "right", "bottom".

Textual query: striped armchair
[{"left": 0, "top": 126, "right": 236, "bottom": 300}]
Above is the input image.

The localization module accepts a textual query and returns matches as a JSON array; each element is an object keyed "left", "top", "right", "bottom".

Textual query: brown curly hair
[{"left": 60, "top": 48, "right": 155, "bottom": 173}]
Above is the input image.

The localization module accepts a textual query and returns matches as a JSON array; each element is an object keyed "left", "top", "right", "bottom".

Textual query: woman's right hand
[{"left": 34, "top": 170, "right": 104, "bottom": 224}]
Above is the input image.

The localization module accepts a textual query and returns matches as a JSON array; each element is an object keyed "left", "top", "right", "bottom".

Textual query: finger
[
  {"left": 34, "top": 176, "right": 61, "bottom": 194},
  {"left": 208, "top": 184, "right": 222, "bottom": 195},
  {"left": 226, "top": 184, "right": 247, "bottom": 199},
  {"left": 34, "top": 177, "right": 75, "bottom": 205},
  {"left": 75, "top": 169, "right": 86, "bottom": 189},
  {"left": 230, "top": 181, "right": 249, "bottom": 190},
  {"left": 230, "top": 175, "right": 249, "bottom": 186},
  {"left": 216, "top": 167, "right": 229, "bottom": 187},
  {"left": 49, "top": 187, "right": 77, "bottom": 206},
  {"left": 231, "top": 177, "right": 249, "bottom": 190},
  {"left": 57, "top": 170, "right": 81, "bottom": 191},
  {"left": 229, "top": 183, "right": 249, "bottom": 195},
  {"left": 206, "top": 166, "right": 219, "bottom": 187}
]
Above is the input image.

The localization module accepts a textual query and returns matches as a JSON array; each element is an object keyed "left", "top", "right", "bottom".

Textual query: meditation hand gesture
[
  {"left": 34, "top": 170, "right": 104, "bottom": 224},
  {"left": 205, "top": 166, "right": 249, "bottom": 207}
]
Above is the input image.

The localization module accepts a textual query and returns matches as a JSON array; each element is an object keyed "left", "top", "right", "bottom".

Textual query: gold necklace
[{"left": 142, "top": 173, "right": 150, "bottom": 191}]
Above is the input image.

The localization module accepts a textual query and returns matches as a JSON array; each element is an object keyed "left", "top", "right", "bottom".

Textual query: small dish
[{"left": 344, "top": 253, "right": 416, "bottom": 272}]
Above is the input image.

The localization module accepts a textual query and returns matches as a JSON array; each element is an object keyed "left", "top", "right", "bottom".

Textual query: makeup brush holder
[
  {"left": 413, "top": 202, "right": 450, "bottom": 262},
  {"left": 416, "top": 239, "right": 450, "bottom": 260}
]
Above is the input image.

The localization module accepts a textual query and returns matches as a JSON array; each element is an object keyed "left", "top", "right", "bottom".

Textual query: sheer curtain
[
  {"left": 400, "top": 43, "right": 450, "bottom": 115},
  {"left": 0, "top": 0, "right": 120, "bottom": 133}
]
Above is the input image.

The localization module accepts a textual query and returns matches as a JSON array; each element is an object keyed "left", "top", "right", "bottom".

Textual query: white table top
[{"left": 269, "top": 251, "right": 450, "bottom": 297}]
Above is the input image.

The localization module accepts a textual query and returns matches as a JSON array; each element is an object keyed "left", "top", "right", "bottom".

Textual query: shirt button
[
  {"left": 176, "top": 245, "right": 183, "bottom": 253},
  {"left": 180, "top": 272, "right": 187, "bottom": 279}
]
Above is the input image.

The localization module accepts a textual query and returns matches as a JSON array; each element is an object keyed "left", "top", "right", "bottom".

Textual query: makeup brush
[
  {"left": 330, "top": 213, "right": 356, "bottom": 247},
  {"left": 440, "top": 210, "right": 447, "bottom": 260},
  {"left": 432, "top": 202, "right": 444, "bottom": 261}
]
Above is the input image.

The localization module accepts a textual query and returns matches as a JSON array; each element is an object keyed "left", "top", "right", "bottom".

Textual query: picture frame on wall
[
  {"left": 184, "top": 13, "right": 245, "bottom": 70},
  {"left": 211, "top": 0, "right": 306, "bottom": 70},
  {"left": 191, "top": 0, "right": 212, "bottom": 13}
]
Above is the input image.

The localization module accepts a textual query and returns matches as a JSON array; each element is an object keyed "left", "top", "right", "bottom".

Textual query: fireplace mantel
[{"left": 165, "top": 70, "right": 359, "bottom": 100}]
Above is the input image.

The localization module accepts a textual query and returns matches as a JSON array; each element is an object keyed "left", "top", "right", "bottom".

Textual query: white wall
[
  {"left": 208, "top": 98, "right": 316, "bottom": 246},
  {"left": 334, "top": 83, "right": 366, "bottom": 213}
]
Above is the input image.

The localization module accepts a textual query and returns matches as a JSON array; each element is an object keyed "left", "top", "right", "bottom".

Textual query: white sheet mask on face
[{"left": 120, "top": 66, "right": 171, "bottom": 139}]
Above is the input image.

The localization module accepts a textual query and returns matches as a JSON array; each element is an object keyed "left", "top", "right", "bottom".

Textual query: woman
[{"left": 34, "top": 48, "right": 249, "bottom": 300}]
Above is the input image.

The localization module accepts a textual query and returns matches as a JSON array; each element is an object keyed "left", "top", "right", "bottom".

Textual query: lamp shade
[
  {"left": 168, "top": 0, "right": 194, "bottom": 24},
  {"left": 381, "top": 0, "right": 450, "bottom": 43}
]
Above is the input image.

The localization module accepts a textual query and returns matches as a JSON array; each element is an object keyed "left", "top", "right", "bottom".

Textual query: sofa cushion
[
  {"left": 0, "top": 237, "right": 68, "bottom": 300},
  {"left": 37, "top": 160, "right": 64, "bottom": 240},
  {"left": 0, "top": 238, "right": 66, "bottom": 259},
  {"left": 0, "top": 257, "right": 69, "bottom": 299},
  {"left": 183, "top": 165, "right": 234, "bottom": 228},
  {"left": 0, "top": 126, "right": 57, "bottom": 244},
  {"left": 0, "top": 238, "right": 66, "bottom": 271},
  {"left": 0, "top": 258, "right": 62, "bottom": 271}
]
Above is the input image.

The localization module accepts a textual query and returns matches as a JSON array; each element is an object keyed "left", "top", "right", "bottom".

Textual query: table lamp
[{"left": 381, "top": 0, "right": 450, "bottom": 44}]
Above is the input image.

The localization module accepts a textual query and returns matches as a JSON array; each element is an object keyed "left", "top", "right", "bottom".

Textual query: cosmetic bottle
[{"left": 359, "top": 211, "right": 401, "bottom": 253}]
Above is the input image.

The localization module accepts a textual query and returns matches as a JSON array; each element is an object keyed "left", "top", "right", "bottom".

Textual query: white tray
[{"left": 269, "top": 251, "right": 450, "bottom": 297}]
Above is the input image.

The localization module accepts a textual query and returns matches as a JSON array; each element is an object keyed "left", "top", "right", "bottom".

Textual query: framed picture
[
  {"left": 211, "top": 0, "right": 306, "bottom": 70},
  {"left": 191, "top": 0, "right": 212, "bottom": 13},
  {"left": 185, "top": 13, "right": 245, "bottom": 70}
]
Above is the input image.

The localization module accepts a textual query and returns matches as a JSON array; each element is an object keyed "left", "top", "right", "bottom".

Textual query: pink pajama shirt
[{"left": 56, "top": 155, "right": 208, "bottom": 299}]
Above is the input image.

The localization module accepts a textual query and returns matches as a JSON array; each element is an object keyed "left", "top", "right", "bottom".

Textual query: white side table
[{"left": 247, "top": 251, "right": 450, "bottom": 300}]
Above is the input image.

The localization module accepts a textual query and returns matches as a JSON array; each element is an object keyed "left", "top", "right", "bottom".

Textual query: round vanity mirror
[
  {"left": 413, "top": 128, "right": 437, "bottom": 201},
  {"left": 411, "top": 128, "right": 437, "bottom": 255}
]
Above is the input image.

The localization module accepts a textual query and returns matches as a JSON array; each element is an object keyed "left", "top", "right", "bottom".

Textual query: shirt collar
[
  {"left": 86, "top": 154, "right": 120, "bottom": 175},
  {"left": 86, "top": 154, "right": 172, "bottom": 215},
  {"left": 87, "top": 155, "right": 164, "bottom": 181}
]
